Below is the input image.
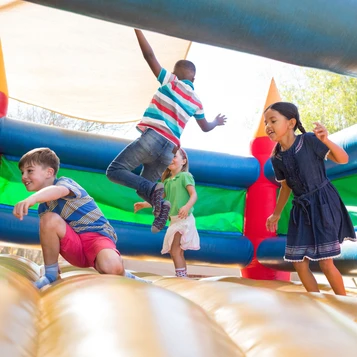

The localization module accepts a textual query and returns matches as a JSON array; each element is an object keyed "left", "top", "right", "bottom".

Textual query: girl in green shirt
[{"left": 134, "top": 149, "right": 200, "bottom": 277}]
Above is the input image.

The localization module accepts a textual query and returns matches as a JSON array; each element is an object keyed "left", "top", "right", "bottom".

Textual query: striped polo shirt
[
  {"left": 38, "top": 177, "right": 117, "bottom": 243},
  {"left": 137, "top": 68, "right": 205, "bottom": 147}
]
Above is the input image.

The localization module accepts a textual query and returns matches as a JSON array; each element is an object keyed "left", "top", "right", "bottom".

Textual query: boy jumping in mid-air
[
  {"left": 107, "top": 29, "right": 227, "bottom": 233},
  {"left": 13, "top": 147, "right": 147, "bottom": 288}
]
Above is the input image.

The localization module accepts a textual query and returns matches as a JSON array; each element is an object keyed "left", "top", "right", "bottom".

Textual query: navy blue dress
[{"left": 271, "top": 132, "right": 356, "bottom": 261}]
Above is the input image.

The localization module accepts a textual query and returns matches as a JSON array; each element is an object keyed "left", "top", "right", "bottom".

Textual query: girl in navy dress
[{"left": 265, "top": 102, "right": 356, "bottom": 295}]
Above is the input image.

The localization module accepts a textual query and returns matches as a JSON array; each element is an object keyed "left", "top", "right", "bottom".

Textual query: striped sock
[
  {"left": 151, "top": 200, "right": 170, "bottom": 233},
  {"left": 150, "top": 183, "right": 164, "bottom": 218},
  {"left": 35, "top": 262, "right": 59, "bottom": 289},
  {"left": 175, "top": 268, "right": 187, "bottom": 278}
]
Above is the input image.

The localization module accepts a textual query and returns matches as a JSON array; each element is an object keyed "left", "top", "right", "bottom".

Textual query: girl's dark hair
[
  {"left": 161, "top": 148, "right": 189, "bottom": 182},
  {"left": 265, "top": 102, "right": 306, "bottom": 133},
  {"left": 265, "top": 102, "right": 306, "bottom": 156}
]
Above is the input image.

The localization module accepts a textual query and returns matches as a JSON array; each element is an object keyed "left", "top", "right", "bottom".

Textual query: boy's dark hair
[
  {"left": 18, "top": 147, "right": 60, "bottom": 175},
  {"left": 175, "top": 60, "right": 196, "bottom": 75},
  {"left": 174, "top": 60, "right": 196, "bottom": 80}
]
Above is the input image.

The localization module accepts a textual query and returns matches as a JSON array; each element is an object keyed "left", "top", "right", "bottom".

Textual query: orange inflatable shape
[
  {"left": 0, "top": 39, "right": 8, "bottom": 118},
  {"left": 253, "top": 78, "right": 281, "bottom": 138}
]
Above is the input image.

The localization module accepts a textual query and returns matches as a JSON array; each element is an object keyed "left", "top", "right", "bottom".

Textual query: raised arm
[
  {"left": 325, "top": 140, "right": 349, "bottom": 163},
  {"left": 196, "top": 113, "right": 227, "bottom": 132},
  {"left": 13, "top": 185, "right": 70, "bottom": 220},
  {"left": 313, "top": 122, "right": 348, "bottom": 164},
  {"left": 134, "top": 29, "right": 162, "bottom": 78}
]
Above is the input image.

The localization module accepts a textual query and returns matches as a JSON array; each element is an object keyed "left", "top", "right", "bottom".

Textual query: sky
[{"left": 181, "top": 42, "right": 304, "bottom": 156}]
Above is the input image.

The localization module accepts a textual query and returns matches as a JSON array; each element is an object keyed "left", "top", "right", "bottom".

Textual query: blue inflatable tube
[
  {"left": 26, "top": 0, "right": 357, "bottom": 77},
  {"left": 0, "top": 206, "right": 253, "bottom": 267},
  {"left": 324, "top": 124, "right": 357, "bottom": 178},
  {"left": 0, "top": 117, "right": 259, "bottom": 188},
  {"left": 257, "top": 237, "right": 357, "bottom": 276}
]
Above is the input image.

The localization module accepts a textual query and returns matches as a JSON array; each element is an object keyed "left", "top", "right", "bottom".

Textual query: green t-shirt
[{"left": 164, "top": 172, "right": 195, "bottom": 216}]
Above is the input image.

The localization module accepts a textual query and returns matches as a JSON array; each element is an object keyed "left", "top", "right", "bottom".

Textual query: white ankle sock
[
  {"left": 175, "top": 268, "right": 187, "bottom": 277},
  {"left": 125, "top": 270, "right": 151, "bottom": 283}
]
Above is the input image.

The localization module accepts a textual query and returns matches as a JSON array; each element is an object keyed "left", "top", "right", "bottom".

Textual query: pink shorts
[{"left": 60, "top": 224, "right": 120, "bottom": 268}]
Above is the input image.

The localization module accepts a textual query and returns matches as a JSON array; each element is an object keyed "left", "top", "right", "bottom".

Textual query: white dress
[{"left": 161, "top": 214, "right": 200, "bottom": 254}]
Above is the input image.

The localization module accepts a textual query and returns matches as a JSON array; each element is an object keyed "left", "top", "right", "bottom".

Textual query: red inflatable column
[
  {"left": 0, "top": 40, "right": 8, "bottom": 118},
  {"left": 241, "top": 79, "right": 290, "bottom": 281}
]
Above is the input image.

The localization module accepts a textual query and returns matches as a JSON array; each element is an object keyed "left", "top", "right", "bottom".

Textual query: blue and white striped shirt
[{"left": 38, "top": 177, "right": 117, "bottom": 243}]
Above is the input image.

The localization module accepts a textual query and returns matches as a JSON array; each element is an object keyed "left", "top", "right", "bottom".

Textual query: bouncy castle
[{"left": 1, "top": 1, "right": 357, "bottom": 356}]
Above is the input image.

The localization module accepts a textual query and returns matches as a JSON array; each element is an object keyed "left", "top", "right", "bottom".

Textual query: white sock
[
  {"left": 175, "top": 268, "right": 187, "bottom": 277},
  {"left": 125, "top": 270, "right": 151, "bottom": 283}
]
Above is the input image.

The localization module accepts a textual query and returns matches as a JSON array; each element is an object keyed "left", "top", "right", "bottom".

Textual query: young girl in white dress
[{"left": 134, "top": 149, "right": 200, "bottom": 277}]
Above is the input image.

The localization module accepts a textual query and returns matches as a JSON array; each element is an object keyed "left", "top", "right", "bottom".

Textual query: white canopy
[{"left": 0, "top": 1, "right": 191, "bottom": 122}]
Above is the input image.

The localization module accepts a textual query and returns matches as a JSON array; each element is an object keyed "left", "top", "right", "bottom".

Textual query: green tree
[{"left": 281, "top": 68, "right": 357, "bottom": 133}]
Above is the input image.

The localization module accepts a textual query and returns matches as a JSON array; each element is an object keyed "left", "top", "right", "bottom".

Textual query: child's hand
[
  {"left": 134, "top": 201, "right": 152, "bottom": 213},
  {"left": 13, "top": 197, "right": 37, "bottom": 220},
  {"left": 266, "top": 213, "right": 280, "bottom": 232},
  {"left": 134, "top": 202, "right": 146, "bottom": 213},
  {"left": 178, "top": 205, "right": 190, "bottom": 219},
  {"left": 313, "top": 122, "right": 328, "bottom": 143},
  {"left": 214, "top": 113, "right": 227, "bottom": 126}
]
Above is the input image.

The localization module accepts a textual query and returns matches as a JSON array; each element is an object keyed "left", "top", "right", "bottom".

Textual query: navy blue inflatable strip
[
  {"left": 0, "top": 204, "right": 243, "bottom": 237},
  {"left": 4, "top": 155, "right": 107, "bottom": 175},
  {"left": 0, "top": 118, "right": 260, "bottom": 189},
  {"left": 3, "top": 155, "right": 248, "bottom": 191},
  {"left": 328, "top": 168, "right": 357, "bottom": 181},
  {"left": 0, "top": 205, "right": 252, "bottom": 266},
  {"left": 107, "top": 216, "right": 244, "bottom": 237},
  {"left": 257, "top": 237, "right": 357, "bottom": 276},
  {"left": 324, "top": 124, "right": 357, "bottom": 176}
]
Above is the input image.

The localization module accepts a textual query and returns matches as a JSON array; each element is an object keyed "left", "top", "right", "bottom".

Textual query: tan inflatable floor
[{"left": 1, "top": 254, "right": 357, "bottom": 357}]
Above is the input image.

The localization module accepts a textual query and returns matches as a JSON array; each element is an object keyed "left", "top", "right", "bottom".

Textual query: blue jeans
[{"left": 106, "top": 129, "right": 176, "bottom": 203}]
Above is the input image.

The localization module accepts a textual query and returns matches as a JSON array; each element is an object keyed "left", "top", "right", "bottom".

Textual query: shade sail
[{"left": 0, "top": 1, "right": 190, "bottom": 122}]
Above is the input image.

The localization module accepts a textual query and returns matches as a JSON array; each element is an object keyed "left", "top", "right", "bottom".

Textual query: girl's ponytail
[{"left": 295, "top": 112, "right": 306, "bottom": 134}]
